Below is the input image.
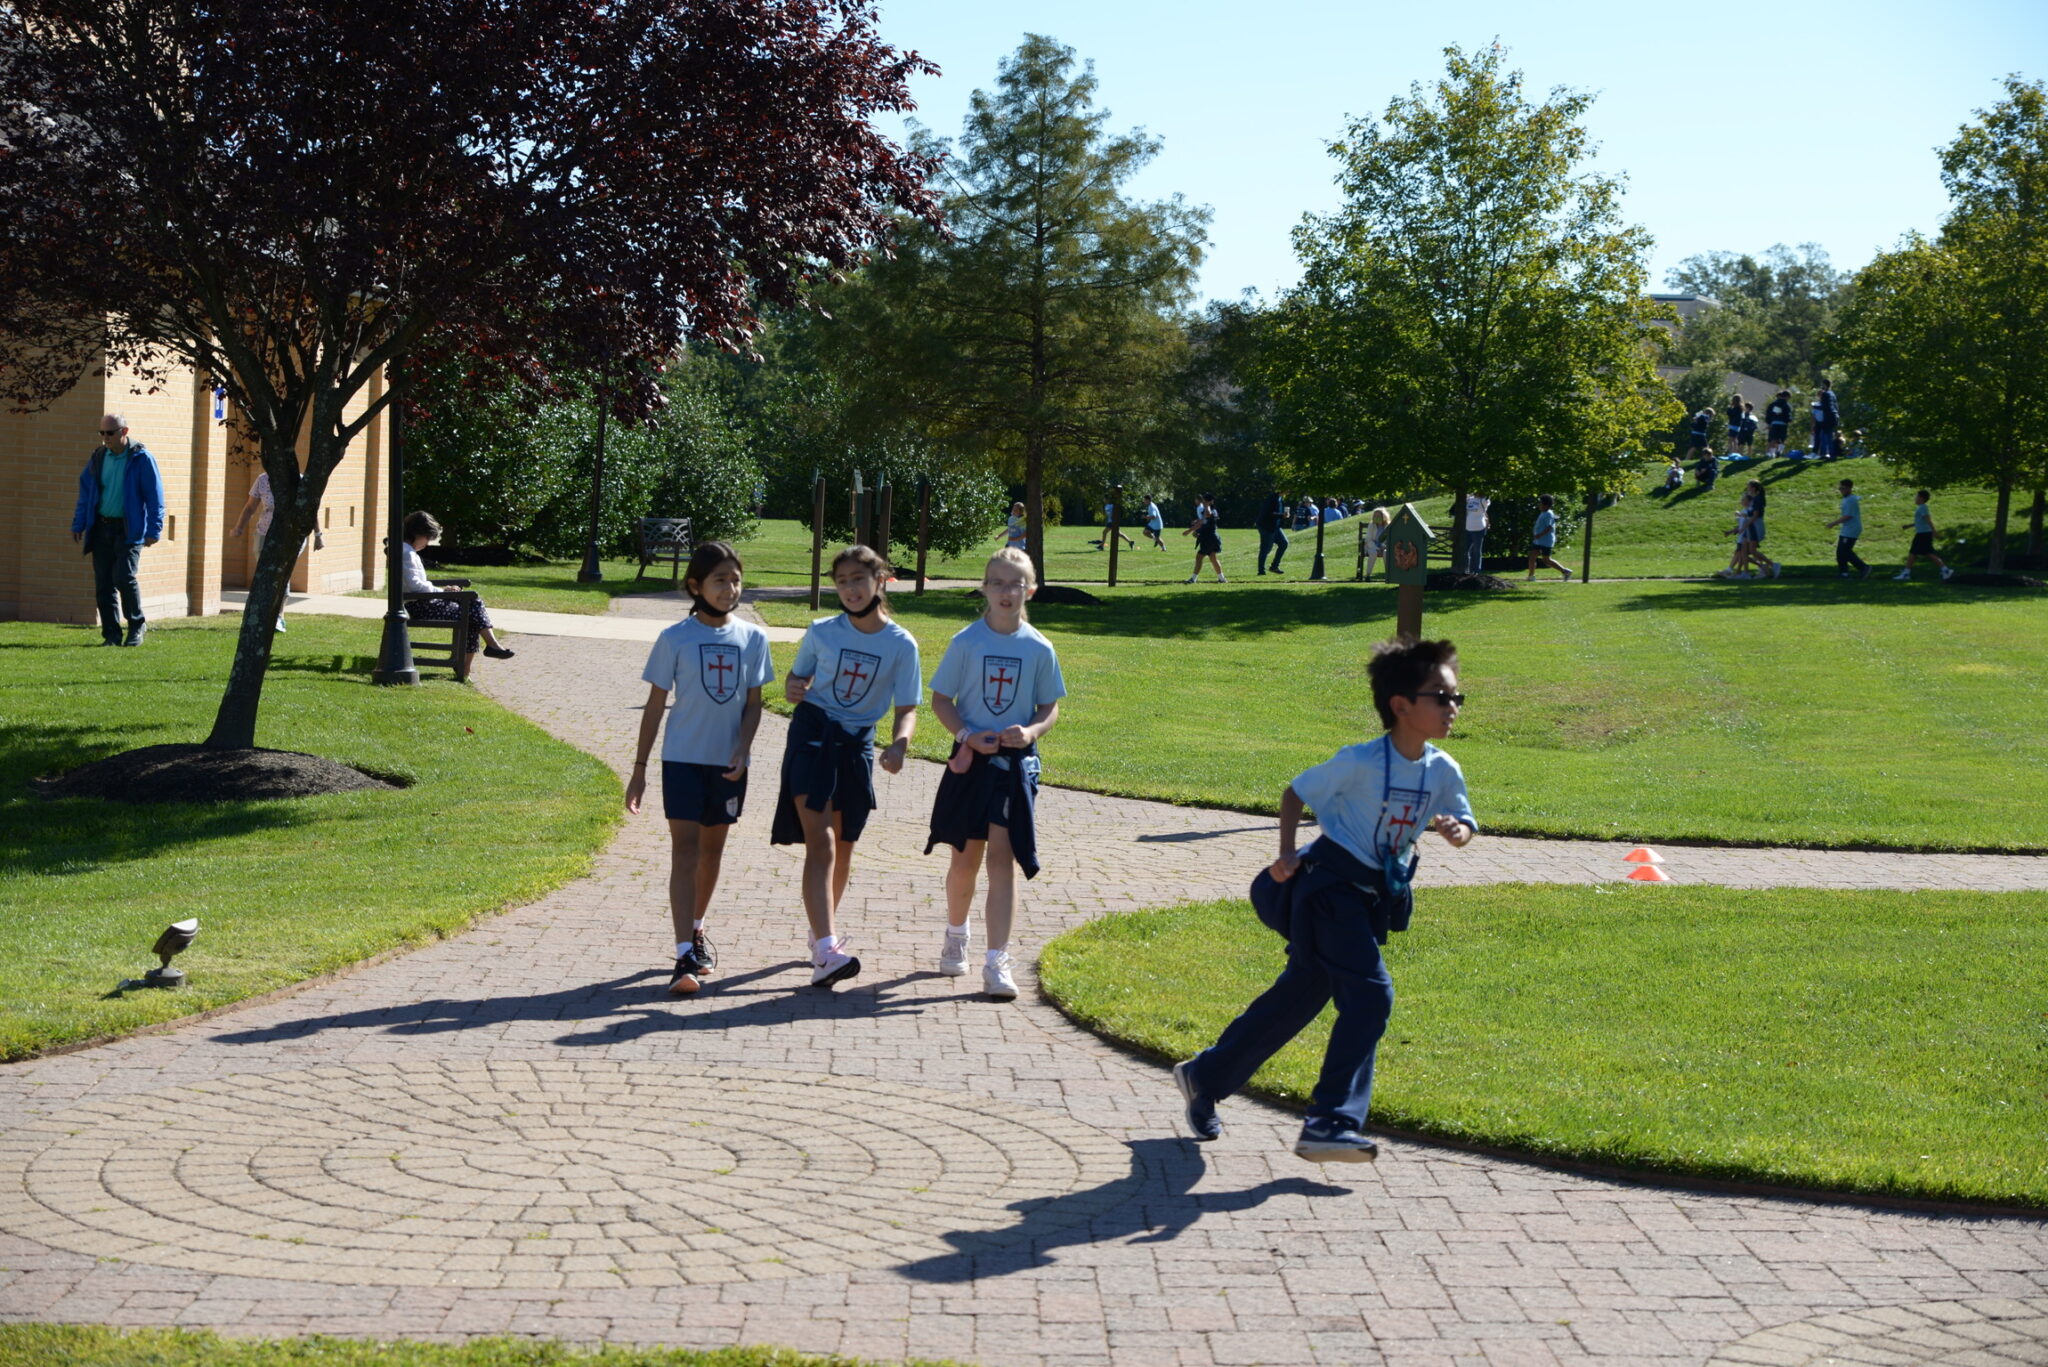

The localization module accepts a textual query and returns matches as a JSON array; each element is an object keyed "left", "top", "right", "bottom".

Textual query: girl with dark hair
[
  {"left": 772, "top": 545, "right": 922, "bottom": 988},
  {"left": 626, "top": 542, "right": 774, "bottom": 996},
  {"left": 397, "top": 511, "right": 516, "bottom": 669},
  {"left": 1183, "top": 493, "right": 1225, "bottom": 583}
]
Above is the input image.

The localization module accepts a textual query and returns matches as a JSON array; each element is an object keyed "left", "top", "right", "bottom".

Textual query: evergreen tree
[{"left": 826, "top": 34, "right": 1209, "bottom": 578}]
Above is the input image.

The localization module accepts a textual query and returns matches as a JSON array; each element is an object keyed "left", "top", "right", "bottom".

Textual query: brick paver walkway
[{"left": 3, "top": 625, "right": 2043, "bottom": 1366}]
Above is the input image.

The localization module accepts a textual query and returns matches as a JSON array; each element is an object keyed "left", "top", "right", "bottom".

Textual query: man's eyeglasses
[
  {"left": 1406, "top": 690, "right": 1466, "bottom": 707},
  {"left": 98, "top": 428, "right": 122, "bottom": 436}
]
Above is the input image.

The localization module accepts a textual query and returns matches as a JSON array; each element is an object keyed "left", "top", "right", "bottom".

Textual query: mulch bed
[
  {"left": 1425, "top": 570, "right": 1516, "bottom": 591},
  {"left": 34, "top": 745, "right": 401, "bottom": 804}
]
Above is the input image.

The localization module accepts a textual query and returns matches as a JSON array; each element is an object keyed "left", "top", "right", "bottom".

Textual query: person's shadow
[
  {"left": 210, "top": 962, "right": 943, "bottom": 1048},
  {"left": 895, "top": 1137, "right": 1352, "bottom": 1283}
]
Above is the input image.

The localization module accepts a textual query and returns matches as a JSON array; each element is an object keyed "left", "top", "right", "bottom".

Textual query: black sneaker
[
  {"left": 667, "top": 957, "right": 701, "bottom": 997},
  {"left": 1173, "top": 1059, "right": 1221, "bottom": 1141},
  {"left": 121, "top": 622, "right": 146, "bottom": 647},
  {"left": 1294, "top": 1117, "right": 1378, "bottom": 1163},
  {"left": 683, "top": 932, "right": 716, "bottom": 976}
]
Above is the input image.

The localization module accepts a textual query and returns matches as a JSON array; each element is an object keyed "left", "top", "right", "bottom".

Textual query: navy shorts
[
  {"left": 1529, "top": 542, "right": 1554, "bottom": 556},
  {"left": 663, "top": 761, "right": 747, "bottom": 826},
  {"left": 1910, "top": 531, "right": 1936, "bottom": 556},
  {"left": 1768, "top": 423, "right": 1788, "bottom": 441}
]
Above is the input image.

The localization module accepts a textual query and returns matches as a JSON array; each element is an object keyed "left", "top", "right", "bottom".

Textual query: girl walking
[
  {"left": 926, "top": 549, "right": 1066, "bottom": 1000},
  {"left": 772, "top": 545, "right": 922, "bottom": 987},
  {"left": 626, "top": 542, "right": 774, "bottom": 996},
  {"left": 1184, "top": 493, "right": 1225, "bottom": 583}
]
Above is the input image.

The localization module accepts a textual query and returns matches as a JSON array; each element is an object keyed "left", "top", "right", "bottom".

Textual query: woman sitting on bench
[{"left": 401, "top": 511, "right": 516, "bottom": 668}]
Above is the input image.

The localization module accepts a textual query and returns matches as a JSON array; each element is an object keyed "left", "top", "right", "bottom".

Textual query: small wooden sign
[{"left": 1383, "top": 504, "right": 1432, "bottom": 587}]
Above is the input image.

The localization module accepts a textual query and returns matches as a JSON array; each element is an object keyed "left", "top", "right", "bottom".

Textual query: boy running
[
  {"left": 1172, "top": 638, "right": 1477, "bottom": 1163},
  {"left": 1896, "top": 489, "right": 1954, "bottom": 581}
]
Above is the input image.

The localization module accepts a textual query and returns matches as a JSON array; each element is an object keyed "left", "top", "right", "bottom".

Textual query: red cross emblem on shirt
[
  {"left": 832, "top": 649, "right": 882, "bottom": 708},
  {"left": 982, "top": 655, "right": 1024, "bottom": 716},
  {"left": 698, "top": 643, "right": 740, "bottom": 704}
]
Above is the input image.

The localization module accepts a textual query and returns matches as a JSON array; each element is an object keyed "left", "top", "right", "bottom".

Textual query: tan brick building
[{"left": 1, "top": 354, "right": 390, "bottom": 625}]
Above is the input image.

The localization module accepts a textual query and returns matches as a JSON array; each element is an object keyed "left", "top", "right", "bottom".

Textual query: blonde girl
[
  {"left": 627, "top": 541, "right": 772, "bottom": 996},
  {"left": 925, "top": 548, "right": 1067, "bottom": 1000},
  {"left": 1003, "top": 501, "right": 1027, "bottom": 553},
  {"left": 1361, "top": 507, "right": 1390, "bottom": 580},
  {"left": 771, "top": 545, "right": 922, "bottom": 987}
]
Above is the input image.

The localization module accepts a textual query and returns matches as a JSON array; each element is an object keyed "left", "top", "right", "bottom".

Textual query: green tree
[
  {"left": 825, "top": 34, "right": 1209, "bottom": 578},
  {"left": 1263, "top": 45, "right": 1677, "bottom": 563},
  {"left": 1832, "top": 76, "right": 2048, "bottom": 570},
  {"left": 1665, "top": 243, "right": 1851, "bottom": 389}
]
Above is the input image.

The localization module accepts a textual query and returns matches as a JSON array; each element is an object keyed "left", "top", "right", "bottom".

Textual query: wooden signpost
[
  {"left": 914, "top": 477, "right": 932, "bottom": 595},
  {"left": 1107, "top": 483, "right": 1123, "bottom": 588},
  {"left": 1384, "top": 502, "right": 1433, "bottom": 640},
  {"left": 808, "top": 474, "right": 827, "bottom": 610}
]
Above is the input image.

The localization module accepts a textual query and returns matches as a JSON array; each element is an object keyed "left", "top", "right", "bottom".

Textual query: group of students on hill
[
  {"left": 629, "top": 537, "right": 1481, "bottom": 1165},
  {"left": 1688, "top": 378, "right": 1847, "bottom": 464}
]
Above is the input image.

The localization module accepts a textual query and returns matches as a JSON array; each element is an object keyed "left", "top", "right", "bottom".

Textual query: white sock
[
  {"left": 945, "top": 924, "right": 969, "bottom": 938},
  {"left": 675, "top": 941, "right": 692, "bottom": 959},
  {"left": 691, "top": 920, "right": 703, "bottom": 935},
  {"left": 985, "top": 946, "right": 1008, "bottom": 963},
  {"left": 813, "top": 935, "right": 839, "bottom": 959}
]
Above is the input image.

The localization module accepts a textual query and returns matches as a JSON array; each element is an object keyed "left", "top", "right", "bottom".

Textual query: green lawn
[
  {"left": 757, "top": 576, "right": 2048, "bottom": 851},
  {"left": 0, "top": 618, "right": 618, "bottom": 1059},
  {"left": 0, "top": 1327, "right": 947, "bottom": 1367},
  {"left": 1039, "top": 887, "right": 2048, "bottom": 1208}
]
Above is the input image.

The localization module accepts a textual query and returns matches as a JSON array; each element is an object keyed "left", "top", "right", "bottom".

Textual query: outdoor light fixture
[{"left": 143, "top": 918, "right": 200, "bottom": 987}]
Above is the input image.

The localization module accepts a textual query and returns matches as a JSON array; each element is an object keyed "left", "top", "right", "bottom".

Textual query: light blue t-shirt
[
  {"left": 1914, "top": 504, "right": 1934, "bottom": 534},
  {"left": 642, "top": 616, "right": 775, "bottom": 766},
  {"left": 1533, "top": 508, "right": 1557, "bottom": 547},
  {"left": 1292, "top": 735, "right": 1477, "bottom": 872},
  {"left": 930, "top": 618, "right": 1067, "bottom": 736},
  {"left": 1839, "top": 494, "right": 1863, "bottom": 538},
  {"left": 791, "top": 614, "right": 922, "bottom": 734}
]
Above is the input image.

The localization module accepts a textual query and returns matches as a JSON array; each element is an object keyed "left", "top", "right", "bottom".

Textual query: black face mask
[
  {"left": 845, "top": 595, "right": 881, "bottom": 619},
  {"left": 693, "top": 605, "right": 728, "bottom": 625}
]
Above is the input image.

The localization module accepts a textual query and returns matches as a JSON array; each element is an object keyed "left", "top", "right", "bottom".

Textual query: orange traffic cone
[
  {"left": 1623, "top": 847, "right": 1662, "bottom": 864},
  {"left": 1627, "top": 863, "right": 1671, "bottom": 882}
]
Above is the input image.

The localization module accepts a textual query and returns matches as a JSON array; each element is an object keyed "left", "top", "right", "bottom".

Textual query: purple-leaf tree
[{"left": 0, "top": 0, "right": 938, "bottom": 748}]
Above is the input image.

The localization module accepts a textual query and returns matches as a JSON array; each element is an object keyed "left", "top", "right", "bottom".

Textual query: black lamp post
[
  {"left": 372, "top": 381, "right": 418, "bottom": 686},
  {"left": 577, "top": 381, "right": 610, "bottom": 582}
]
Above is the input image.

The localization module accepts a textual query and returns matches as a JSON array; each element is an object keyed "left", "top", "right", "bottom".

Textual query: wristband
[{"left": 957, "top": 726, "right": 973, "bottom": 745}]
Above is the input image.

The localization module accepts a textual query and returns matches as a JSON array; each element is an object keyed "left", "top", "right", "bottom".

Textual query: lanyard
[{"left": 1377, "top": 736, "right": 1430, "bottom": 871}]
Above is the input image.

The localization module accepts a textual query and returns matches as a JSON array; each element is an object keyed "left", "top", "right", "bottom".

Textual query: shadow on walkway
[
  {"left": 897, "top": 1137, "right": 1352, "bottom": 1283},
  {"left": 209, "top": 964, "right": 951, "bottom": 1049}
]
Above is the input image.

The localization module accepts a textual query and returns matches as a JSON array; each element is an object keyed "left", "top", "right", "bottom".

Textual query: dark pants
[
  {"left": 90, "top": 516, "right": 143, "bottom": 640},
  {"left": 1837, "top": 536, "right": 1867, "bottom": 574},
  {"left": 1814, "top": 421, "right": 1837, "bottom": 458},
  {"left": 1188, "top": 893, "right": 1396, "bottom": 1130},
  {"left": 1256, "top": 525, "right": 1288, "bottom": 572},
  {"left": 1463, "top": 528, "right": 1487, "bottom": 572}
]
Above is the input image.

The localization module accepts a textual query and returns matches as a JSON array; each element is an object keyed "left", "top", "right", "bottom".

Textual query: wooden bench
[
  {"left": 636, "top": 517, "right": 694, "bottom": 586},
  {"left": 405, "top": 579, "right": 480, "bottom": 682}
]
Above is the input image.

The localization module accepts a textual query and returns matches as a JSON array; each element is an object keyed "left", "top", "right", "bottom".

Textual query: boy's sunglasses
[{"left": 1405, "top": 690, "right": 1466, "bottom": 707}]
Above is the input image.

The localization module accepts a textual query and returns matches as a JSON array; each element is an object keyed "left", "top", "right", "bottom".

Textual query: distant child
[
  {"left": 1663, "top": 456, "right": 1685, "bottom": 493},
  {"left": 1688, "top": 408, "right": 1714, "bottom": 459},
  {"left": 1361, "top": 506, "right": 1390, "bottom": 579},
  {"left": 1142, "top": 496, "right": 1166, "bottom": 550},
  {"left": 1183, "top": 494, "right": 1225, "bottom": 583},
  {"left": 1825, "top": 478, "right": 1870, "bottom": 578},
  {"left": 1724, "top": 393, "right": 1745, "bottom": 453},
  {"left": 772, "top": 545, "right": 922, "bottom": 987},
  {"left": 1092, "top": 500, "right": 1135, "bottom": 551},
  {"left": 1739, "top": 401, "right": 1759, "bottom": 455},
  {"left": 627, "top": 542, "right": 774, "bottom": 996},
  {"left": 1719, "top": 481, "right": 1779, "bottom": 579},
  {"left": 1896, "top": 489, "right": 1954, "bottom": 581},
  {"left": 1173, "top": 638, "right": 1477, "bottom": 1163},
  {"left": 1003, "top": 502, "right": 1027, "bottom": 554},
  {"left": 1765, "top": 390, "right": 1793, "bottom": 457},
  {"left": 1525, "top": 494, "right": 1572, "bottom": 581},
  {"left": 925, "top": 548, "right": 1067, "bottom": 1001}
]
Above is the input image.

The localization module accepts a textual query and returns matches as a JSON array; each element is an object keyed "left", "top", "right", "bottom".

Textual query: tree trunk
[
  {"left": 1451, "top": 483, "right": 1468, "bottom": 572},
  {"left": 1024, "top": 437, "right": 1045, "bottom": 586},
  {"left": 1989, "top": 475, "right": 2012, "bottom": 573},
  {"left": 203, "top": 503, "right": 312, "bottom": 749},
  {"left": 2028, "top": 486, "right": 2044, "bottom": 560}
]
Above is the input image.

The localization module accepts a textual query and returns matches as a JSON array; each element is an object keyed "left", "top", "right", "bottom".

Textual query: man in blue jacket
[{"left": 70, "top": 413, "right": 166, "bottom": 646}]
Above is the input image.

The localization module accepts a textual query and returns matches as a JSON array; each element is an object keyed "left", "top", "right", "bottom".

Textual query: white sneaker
[
  {"left": 275, "top": 617, "right": 287, "bottom": 632},
  {"left": 1893, "top": 569, "right": 1912, "bottom": 580},
  {"left": 982, "top": 951, "right": 1019, "bottom": 1001},
  {"left": 1184, "top": 575, "right": 1197, "bottom": 583},
  {"left": 811, "top": 943, "right": 861, "bottom": 988},
  {"left": 1561, "top": 568, "right": 1573, "bottom": 582},
  {"left": 1216, "top": 575, "right": 1226, "bottom": 583},
  {"left": 939, "top": 930, "right": 969, "bottom": 977},
  {"left": 1941, "top": 566, "right": 1955, "bottom": 580}
]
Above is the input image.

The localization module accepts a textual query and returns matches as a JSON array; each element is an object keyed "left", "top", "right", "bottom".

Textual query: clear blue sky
[{"left": 869, "top": 0, "right": 2048, "bottom": 306}]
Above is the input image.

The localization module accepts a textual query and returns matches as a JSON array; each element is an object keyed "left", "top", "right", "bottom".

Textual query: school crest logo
[
  {"left": 833, "top": 650, "right": 882, "bottom": 708},
  {"left": 982, "top": 655, "right": 1024, "bottom": 716},
  {"left": 1379, "top": 787, "right": 1431, "bottom": 854},
  {"left": 698, "top": 643, "right": 741, "bottom": 704}
]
